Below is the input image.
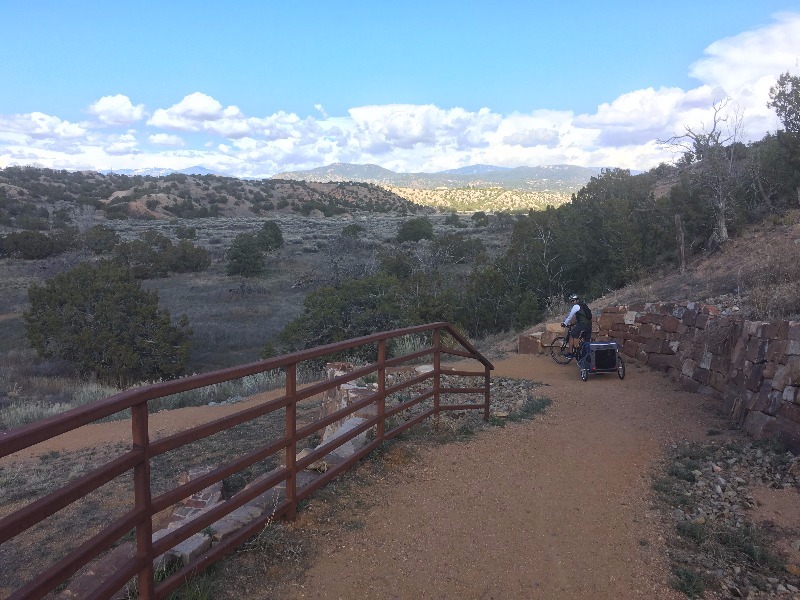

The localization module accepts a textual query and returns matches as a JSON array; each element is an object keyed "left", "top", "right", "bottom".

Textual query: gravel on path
[{"left": 275, "top": 353, "right": 727, "bottom": 600}]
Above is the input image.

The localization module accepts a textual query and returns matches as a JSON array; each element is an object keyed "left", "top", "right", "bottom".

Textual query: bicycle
[{"left": 549, "top": 323, "right": 589, "bottom": 365}]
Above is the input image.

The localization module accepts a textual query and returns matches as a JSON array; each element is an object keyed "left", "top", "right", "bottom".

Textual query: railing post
[
  {"left": 285, "top": 362, "right": 297, "bottom": 520},
  {"left": 377, "top": 339, "right": 386, "bottom": 443},
  {"left": 484, "top": 364, "right": 491, "bottom": 421},
  {"left": 433, "top": 329, "right": 441, "bottom": 431},
  {"left": 132, "top": 402, "right": 154, "bottom": 599}
]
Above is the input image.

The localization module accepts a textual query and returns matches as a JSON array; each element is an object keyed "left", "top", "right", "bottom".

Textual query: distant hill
[
  {"left": 102, "top": 166, "right": 227, "bottom": 177},
  {"left": 0, "top": 162, "right": 615, "bottom": 226},
  {"left": 272, "top": 162, "right": 604, "bottom": 193},
  {"left": 0, "top": 166, "right": 426, "bottom": 226},
  {"left": 437, "top": 165, "right": 513, "bottom": 176},
  {"left": 271, "top": 163, "right": 608, "bottom": 211}
]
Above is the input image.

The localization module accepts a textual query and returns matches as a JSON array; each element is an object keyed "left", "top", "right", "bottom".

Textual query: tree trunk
[
  {"left": 715, "top": 206, "right": 729, "bottom": 243},
  {"left": 674, "top": 214, "right": 686, "bottom": 275},
  {"left": 713, "top": 194, "right": 729, "bottom": 244}
]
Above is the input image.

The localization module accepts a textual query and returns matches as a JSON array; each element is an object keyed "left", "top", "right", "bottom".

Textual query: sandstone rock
[{"left": 171, "top": 533, "right": 211, "bottom": 566}]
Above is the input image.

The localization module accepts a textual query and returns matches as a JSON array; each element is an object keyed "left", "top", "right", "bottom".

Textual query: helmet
[{"left": 568, "top": 293, "right": 579, "bottom": 302}]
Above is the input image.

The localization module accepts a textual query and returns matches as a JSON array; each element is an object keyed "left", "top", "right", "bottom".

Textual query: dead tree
[{"left": 661, "top": 99, "right": 744, "bottom": 247}]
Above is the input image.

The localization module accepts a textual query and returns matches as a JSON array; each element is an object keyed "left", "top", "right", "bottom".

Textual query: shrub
[
  {"left": 175, "top": 225, "right": 197, "bottom": 240},
  {"left": 1, "top": 401, "right": 74, "bottom": 429},
  {"left": 431, "top": 233, "right": 486, "bottom": 263},
  {"left": 114, "top": 237, "right": 169, "bottom": 279},
  {"left": 24, "top": 261, "right": 191, "bottom": 386},
  {"left": 103, "top": 203, "right": 130, "bottom": 219},
  {"left": 279, "top": 273, "right": 411, "bottom": 359},
  {"left": 14, "top": 215, "right": 49, "bottom": 230},
  {"left": 167, "top": 239, "right": 211, "bottom": 273},
  {"left": 257, "top": 220, "right": 284, "bottom": 251},
  {"left": 0, "top": 231, "right": 56, "bottom": 259},
  {"left": 397, "top": 217, "right": 434, "bottom": 242},
  {"left": 52, "top": 208, "right": 72, "bottom": 229},
  {"left": 341, "top": 223, "right": 365, "bottom": 238},
  {"left": 113, "top": 232, "right": 209, "bottom": 278},
  {"left": 444, "top": 212, "right": 466, "bottom": 228},
  {"left": 50, "top": 227, "right": 80, "bottom": 254},
  {"left": 227, "top": 233, "right": 266, "bottom": 277},
  {"left": 471, "top": 211, "right": 489, "bottom": 227},
  {"left": 83, "top": 225, "right": 119, "bottom": 254}
]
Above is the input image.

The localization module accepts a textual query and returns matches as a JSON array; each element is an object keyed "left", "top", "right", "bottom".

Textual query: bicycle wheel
[
  {"left": 618, "top": 356, "right": 626, "bottom": 379},
  {"left": 550, "top": 337, "right": 573, "bottom": 364}
]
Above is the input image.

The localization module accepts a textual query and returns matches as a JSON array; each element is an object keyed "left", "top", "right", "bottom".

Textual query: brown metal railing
[{"left": 0, "top": 322, "right": 493, "bottom": 599}]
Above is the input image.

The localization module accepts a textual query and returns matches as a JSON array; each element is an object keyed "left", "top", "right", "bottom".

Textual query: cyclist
[{"left": 562, "top": 293, "right": 592, "bottom": 358}]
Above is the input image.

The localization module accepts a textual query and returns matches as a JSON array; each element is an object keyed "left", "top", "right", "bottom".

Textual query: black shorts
[{"left": 570, "top": 323, "right": 591, "bottom": 341}]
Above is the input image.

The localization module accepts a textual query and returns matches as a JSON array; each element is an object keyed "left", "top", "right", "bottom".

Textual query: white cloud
[
  {"left": 347, "top": 104, "right": 501, "bottom": 156},
  {"left": 88, "top": 94, "right": 146, "bottom": 125},
  {"left": 690, "top": 12, "right": 800, "bottom": 96},
  {"left": 148, "top": 92, "right": 233, "bottom": 130},
  {"left": 0, "top": 112, "right": 87, "bottom": 139},
  {"left": 2, "top": 13, "right": 799, "bottom": 175},
  {"left": 148, "top": 133, "right": 184, "bottom": 146},
  {"left": 104, "top": 132, "right": 138, "bottom": 155},
  {"left": 314, "top": 104, "right": 329, "bottom": 119}
]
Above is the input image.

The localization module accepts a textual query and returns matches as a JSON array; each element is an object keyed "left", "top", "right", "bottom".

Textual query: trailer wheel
[{"left": 618, "top": 357, "right": 626, "bottom": 380}]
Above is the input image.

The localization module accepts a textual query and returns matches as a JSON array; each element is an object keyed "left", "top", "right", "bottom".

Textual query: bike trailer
[{"left": 578, "top": 341, "right": 625, "bottom": 381}]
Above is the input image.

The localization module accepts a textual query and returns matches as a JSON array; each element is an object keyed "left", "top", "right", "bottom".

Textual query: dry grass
[
  {"left": 740, "top": 247, "right": 800, "bottom": 319},
  {"left": 0, "top": 398, "right": 313, "bottom": 593},
  {"left": 0, "top": 213, "right": 498, "bottom": 431}
]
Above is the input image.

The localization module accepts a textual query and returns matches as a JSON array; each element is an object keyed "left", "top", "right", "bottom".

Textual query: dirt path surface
[
  {"left": 2, "top": 352, "right": 730, "bottom": 599},
  {"left": 274, "top": 353, "right": 727, "bottom": 600}
]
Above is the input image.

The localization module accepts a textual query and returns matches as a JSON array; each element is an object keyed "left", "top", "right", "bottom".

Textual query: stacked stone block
[{"left": 595, "top": 302, "right": 800, "bottom": 452}]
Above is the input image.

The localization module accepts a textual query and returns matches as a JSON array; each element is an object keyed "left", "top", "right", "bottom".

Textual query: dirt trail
[
  {"left": 3, "top": 353, "right": 729, "bottom": 599},
  {"left": 275, "top": 353, "right": 726, "bottom": 599}
]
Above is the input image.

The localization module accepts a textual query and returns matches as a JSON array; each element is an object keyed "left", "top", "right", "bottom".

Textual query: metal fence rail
[{"left": 0, "top": 322, "right": 493, "bottom": 599}]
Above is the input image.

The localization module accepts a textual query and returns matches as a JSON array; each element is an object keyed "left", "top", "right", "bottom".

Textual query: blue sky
[{"left": 2, "top": 1, "right": 800, "bottom": 177}]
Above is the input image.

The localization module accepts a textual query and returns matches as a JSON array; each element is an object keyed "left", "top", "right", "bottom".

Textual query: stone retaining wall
[{"left": 594, "top": 302, "right": 800, "bottom": 452}]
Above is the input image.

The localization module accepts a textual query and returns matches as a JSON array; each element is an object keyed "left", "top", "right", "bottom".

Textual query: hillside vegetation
[
  {"left": 0, "top": 168, "right": 425, "bottom": 226},
  {"left": 1, "top": 73, "right": 800, "bottom": 422},
  {"left": 387, "top": 186, "right": 569, "bottom": 212},
  {"left": 271, "top": 162, "right": 601, "bottom": 192}
]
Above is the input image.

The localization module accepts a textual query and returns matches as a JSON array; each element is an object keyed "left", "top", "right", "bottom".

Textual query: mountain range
[
  {"left": 271, "top": 163, "right": 605, "bottom": 193},
  {"left": 98, "top": 162, "right": 607, "bottom": 195},
  {"left": 102, "top": 166, "right": 222, "bottom": 177}
]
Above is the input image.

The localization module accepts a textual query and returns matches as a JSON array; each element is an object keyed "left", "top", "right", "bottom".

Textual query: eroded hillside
[{"left": 0, "top": 167, "right": 426, "bottom": 228}]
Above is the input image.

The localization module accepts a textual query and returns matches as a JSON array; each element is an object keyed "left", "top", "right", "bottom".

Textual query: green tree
[
  {"left": 257, "top": 220, "right": 284, "bottom": 251},
  {"left": 341, "top": 223, "right": 365, "bottom": 238},
  {"left": 768, "top": 72, "right": 800, "bottom": 133},
  {"left": 167, "top": 239, "right": 211, "bottom": 273},
  {"left": 397, "top": 217, "right": 434, "bottom": 242},
  {"left": 444, "top": 212, "right": 466, "bottom": 228},
  {"left": 663, "top": 100, "right": 746, "bottom": 245},
  {"left": 24, "top": 261, "right": 191, "bottom": 386},
  {"left": 175, "top": 225, "right": 197, "bottom": 240},
  {"left": 113, "top": 232, "right": 170, "bottom": 279},
  {"left": 83, "top": 225, "right": 119, "bottom": 254},
  {"left": 227, "top": 233, "right": 266, "bottom": 277},
  {"left": 0, "top": 231, "right": 55, "bottom": 259},
  {"left": 471, "top": 211, "right": 489, "bottom": 227},
  {"left": 278, "top": 273, "right": 411, "bottom": 357}
]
